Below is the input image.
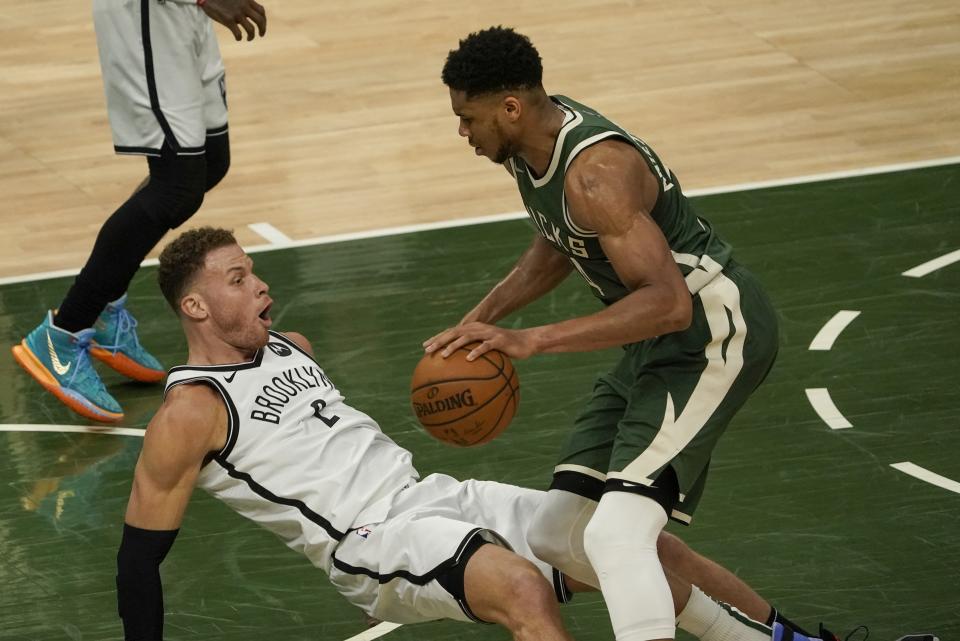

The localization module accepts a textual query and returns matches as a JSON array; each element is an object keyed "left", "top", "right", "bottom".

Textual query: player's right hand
[{"left": 201, "top": 0, "right": 267, "bottom": 41}]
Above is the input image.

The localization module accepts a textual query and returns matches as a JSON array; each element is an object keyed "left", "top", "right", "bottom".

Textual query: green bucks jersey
[{"left": 508, "top": 96, "right": 733, "bottom": 305}]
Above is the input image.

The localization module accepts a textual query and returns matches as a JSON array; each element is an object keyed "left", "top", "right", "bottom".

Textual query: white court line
[
  {"left": 0, "top": 423, "right": 144, "bottom": 437},
  {"left": 891, "top": 462, "right": 960, "bottom": 495},
  {"left": 342, "top": 622, "right": 404, "bottom": 641},
  {"left": 1, "top": 155, "right": 958, "bottom": 288},
  {"left": 809, "top": 310, "right": 861, "bottom": 351},
  {"left": 681, "top": 155, "right": 960, "bottom": 197},
  {"left": 248, "top": 222, "right": 293, "bottom": 245},
  {"left": 902, "top": 248, "right": 960, "bottom": 278},
  {"left": 805, "top": 388, "right": 852, "bottom": 430}
]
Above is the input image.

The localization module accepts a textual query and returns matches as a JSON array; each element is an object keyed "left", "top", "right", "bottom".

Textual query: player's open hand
[
  {"left": 423, "top": 322, "right": 540, "bottom": 361},
  {"left": 201, "top": 0, "right": 267, "bottom": 41}
]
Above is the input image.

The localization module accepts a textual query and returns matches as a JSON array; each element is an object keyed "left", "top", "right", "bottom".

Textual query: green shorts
[{"left": 551, "top": 262, "right": 779, "bottom": 524}]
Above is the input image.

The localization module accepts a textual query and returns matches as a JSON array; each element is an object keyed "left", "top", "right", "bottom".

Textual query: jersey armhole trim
[
  {"left": 165, "top": 376, "right": 240, "bottom": 461},
  {"left": 561, "top": 131, "right": 628, "bottom": 238},
  {"left": 269, "top": 330, "right": 321, "bottom": 365},
  {"left": 167, "top": 348, "right": 264, "bottom": 374}
]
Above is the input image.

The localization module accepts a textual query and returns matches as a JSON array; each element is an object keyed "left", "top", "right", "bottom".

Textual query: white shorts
[
  {"left": 329, "top": 474, "right": 571, "bottom": 624},
  {"left": 92, "top": 0, "right": 228, "bottom": 157}
]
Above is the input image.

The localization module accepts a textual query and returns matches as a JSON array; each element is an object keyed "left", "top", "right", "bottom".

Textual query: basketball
[{"left": 410, "top": 344, "right": 520, "bottom": 447}]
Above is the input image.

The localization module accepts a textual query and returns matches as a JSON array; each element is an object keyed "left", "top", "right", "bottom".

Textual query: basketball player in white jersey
[
  {"left": 13, "top": 0, "right": 267, "bottom": 423},
  {"left": 115, "top": 227, "right": 838, "bottom": 640}
]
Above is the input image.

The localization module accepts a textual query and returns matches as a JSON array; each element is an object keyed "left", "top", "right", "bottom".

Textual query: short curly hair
[
  {"left": 441, "top": 26, "right": 543, "bottom": 98},
  {"left": 157, "top": 227, "right": 237, "bottom": 312}
]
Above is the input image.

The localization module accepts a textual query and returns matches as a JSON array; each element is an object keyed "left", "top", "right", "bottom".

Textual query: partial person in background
[{"left": 11, "top": 0, "right": 267, "bottom": 422}]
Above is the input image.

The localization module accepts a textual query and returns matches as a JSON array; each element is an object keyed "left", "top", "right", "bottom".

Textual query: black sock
[
  {"left": 767, "top": 608, "right": 814, "bottom": 637},
  {"left": 55, "top": 144, "right": 208, "bottom": 333},
  {"left": 55, "top": 193, "right": 168, "bottom": 333}
]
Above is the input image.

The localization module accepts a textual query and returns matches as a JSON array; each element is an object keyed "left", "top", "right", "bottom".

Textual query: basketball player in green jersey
[{"left": 426, "top": 26, "right": 802, "bottom": 641}]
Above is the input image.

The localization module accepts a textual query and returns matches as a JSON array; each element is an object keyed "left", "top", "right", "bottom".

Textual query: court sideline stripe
[
  {"left": 1, "top": 155, "right": 958, "bottom": 287},
  {"left": 809, "top": 310, "right": 861, "bottom": 351},
  {"left": 890, "top": 462, "right": 960, "bottom": 495},
  {"left": 249, "top": 222, "right": 293, "bottom": 246},
  {"left": 0, "top": 423, "right": 144, "bottom": 437}
]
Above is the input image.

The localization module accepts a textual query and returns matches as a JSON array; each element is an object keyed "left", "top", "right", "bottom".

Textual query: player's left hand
[
  {"left": 423, "top": 322, "right": 539, "bottom": 361},
  {"left": 201, "top": 0, "right": 267, "bottom": 42}
]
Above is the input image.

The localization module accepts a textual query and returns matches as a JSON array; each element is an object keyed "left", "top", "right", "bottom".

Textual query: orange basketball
[{"left": 410, "top": 344, "right": 519, "bottom": 447}]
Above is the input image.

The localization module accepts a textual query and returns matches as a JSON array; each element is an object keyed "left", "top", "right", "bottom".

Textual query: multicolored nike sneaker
[
  {"left": 90, "top": 294, "right": 164, "bottom": 383},
  {"left": 11, "top": 311, "right": 123, "bottom": 422}
]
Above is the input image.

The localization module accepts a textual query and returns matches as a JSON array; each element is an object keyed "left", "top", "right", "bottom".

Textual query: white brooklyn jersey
[{"left": 164, "top": 331, "right": 418, "bottom": 574}]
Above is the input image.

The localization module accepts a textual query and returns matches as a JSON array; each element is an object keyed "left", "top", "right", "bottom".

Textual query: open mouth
[{"left": 258, "top": 301, "right": 273, "bottom": 323}]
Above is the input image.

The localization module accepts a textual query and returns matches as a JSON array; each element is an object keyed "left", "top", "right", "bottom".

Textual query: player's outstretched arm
[
  {"left": 423, "top": 236, "right": 572, "bottom": 360},
  {"left": 116, "top": 385, "right": 227, "bottom": 640},
  {"left": 424, "top": 141, "right": 691, "bottom": 361},
  {"left": 200, "top": 0, "right": 267, "bottom": 42},
  {"left": 459, "top": 235, "right": 573, "bottom": 326}
]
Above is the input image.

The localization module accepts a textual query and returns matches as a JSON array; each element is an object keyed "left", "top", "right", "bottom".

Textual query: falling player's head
[
  {"left": 442, "top": 26, "right": 548, "bottom": 164},
  {"left": 158, "top": 227, "right": 273, "bottom": 351}
]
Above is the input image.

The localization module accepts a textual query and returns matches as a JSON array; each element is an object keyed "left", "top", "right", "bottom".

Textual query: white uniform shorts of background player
[{"left": 93, "top": 0, "right": 228, "bottom": 157}]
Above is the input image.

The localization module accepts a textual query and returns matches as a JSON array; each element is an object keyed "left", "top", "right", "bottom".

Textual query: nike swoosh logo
[
  {"left": 224, "top": 371, "right": 238, "bottom": 383},
  {"left": 47, "top": 331, "right": 71, "bottom": 376}
]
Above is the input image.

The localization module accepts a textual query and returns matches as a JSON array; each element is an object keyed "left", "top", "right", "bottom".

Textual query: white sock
[
  {"left": 583, "top": 492, "right": 675, "bottom": 641},
  {"left": 677, "top": 586, "right": 772, "bottom": 641}
]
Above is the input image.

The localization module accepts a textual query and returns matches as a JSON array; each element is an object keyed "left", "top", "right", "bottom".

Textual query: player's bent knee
[
  {"left": 583, "top": 492, "right": 667, "bottom": 557},
  {"left": 142, "top": 154, "right": 207, "bottom": 230},
  {"left": 464, "top": 546, "right": 558, "bottom": 630},
  {"left": 150, "top": 182, "right": 204, "bottom": 229},
  {"left": 496, "top": 562, "right": 559, "bottom": 626}
]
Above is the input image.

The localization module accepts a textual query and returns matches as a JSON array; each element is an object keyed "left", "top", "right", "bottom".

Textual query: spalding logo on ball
[{"left": 410, "top": 344, "right": 519, "bottom": 447}]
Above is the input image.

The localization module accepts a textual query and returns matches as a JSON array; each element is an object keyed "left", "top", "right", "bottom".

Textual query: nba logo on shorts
[{"left": 355, "top": 526, "right": 373, "bottom": 540}]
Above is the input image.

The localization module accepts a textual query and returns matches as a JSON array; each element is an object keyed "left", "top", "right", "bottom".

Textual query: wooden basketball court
[{"left": 2, "top": 0, "right": 958, "bottom": 277}]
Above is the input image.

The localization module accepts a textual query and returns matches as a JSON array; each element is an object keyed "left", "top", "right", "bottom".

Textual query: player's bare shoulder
[
  {"left": 280, "top": 331, "right": 314, "bottom": 356},
  {"left": 148, "top": 383, "right": 228, "bottom": 457},
  {"left": 563, "top": 139, "right": 659, "bottom": 233}
]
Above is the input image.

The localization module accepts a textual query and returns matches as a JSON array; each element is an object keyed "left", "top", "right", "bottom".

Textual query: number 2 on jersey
[{"left": 310, "top": 399, "right": 341, "bottom": 428}]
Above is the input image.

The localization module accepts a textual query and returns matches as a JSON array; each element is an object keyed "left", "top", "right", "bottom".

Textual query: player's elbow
[{"left": 663, "top": 289, "right": 693, "bottom": 333}]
